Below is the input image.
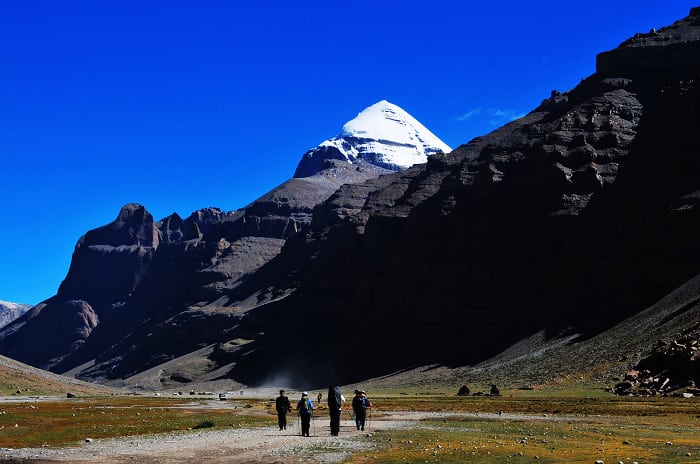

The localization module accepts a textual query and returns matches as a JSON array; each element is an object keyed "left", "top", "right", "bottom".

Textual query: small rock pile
[
  {"left": 615, "top": 324, "right": 700, "bottom": 396},
  {"left": 456, "top": 384, "right": 501, "bottom": 397}
]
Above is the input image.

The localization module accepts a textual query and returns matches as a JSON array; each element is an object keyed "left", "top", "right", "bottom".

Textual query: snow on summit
[
  {"left": 294, "top": 100, "right": 451, "bottom": 178},
  {"left": 340, "top": 100, "right": 450, "bottom": 154},
  {"left": 0, "top": 300, "right": 30, "bottom": 329}
]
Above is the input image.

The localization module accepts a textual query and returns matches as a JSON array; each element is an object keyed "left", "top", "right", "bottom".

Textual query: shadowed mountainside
[
  {"left": 224, "top": 8, "right": 700, "bottom": 386},
  {"left": 1, "top": 9, "right": 700, "bottom": 390}
]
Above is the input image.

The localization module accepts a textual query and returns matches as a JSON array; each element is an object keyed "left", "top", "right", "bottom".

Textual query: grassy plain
[
  {"left": 351, "top": 392, "right": 700, "bottom": 464},
  {"left": 0, "top": 396, "right": 273, "bottom": 448},
  {"left": 0, "top": 390, "right": 699, "bottom": 464}
]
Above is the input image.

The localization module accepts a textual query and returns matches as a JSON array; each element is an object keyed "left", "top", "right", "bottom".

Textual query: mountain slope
[
  {"left": 0, "top": 101, "right": 451, "bottom": 383},
  {"left": 223, "top": 8, "right": 700, "bottom": 387},
  {"left": 0, "top": 354, "right": 115, "bottom": 395}
]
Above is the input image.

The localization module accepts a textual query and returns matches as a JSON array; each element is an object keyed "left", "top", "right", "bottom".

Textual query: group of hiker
[{"left": 275, "top": 386, "right": 372, "bottom": 437}]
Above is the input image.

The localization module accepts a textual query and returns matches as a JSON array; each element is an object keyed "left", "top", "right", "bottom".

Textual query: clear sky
[{"left": 1, "top": 1, "right": 695, "bottom": 305}]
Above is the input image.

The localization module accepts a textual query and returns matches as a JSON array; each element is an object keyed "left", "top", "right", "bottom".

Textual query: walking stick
[
  {"left": 368, "top": 407, "right": 371, "bottom": 432},
  {"left": 312, "top": 410, "right": 316, "bottom": 437},
  {"left": 298, "top": 413, "right": 301, "bottom": 436}
]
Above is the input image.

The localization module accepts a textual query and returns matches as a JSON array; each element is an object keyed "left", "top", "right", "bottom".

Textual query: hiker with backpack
[
  {"left": 327, "top": 385, "right": 344, "bottom": 436},
  {"left": 352, "top": 389, "right": 372, "bottom": 431},
  {"left": 296, "top": 391, "right": 314, "bottom": 437},
  {"left": 275, "top": 389, "right": 291, "bottom": 431}
]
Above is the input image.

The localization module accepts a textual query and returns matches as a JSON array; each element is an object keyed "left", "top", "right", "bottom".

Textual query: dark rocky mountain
[
  {"left": 215, "top": 8, "right": 700, "bottom": 387},
  {"left": 1, "top": 8, "right": 699, "bottom": 390},
  {"left": 0, "top": 102, "right": 446, "bottom": 385}
]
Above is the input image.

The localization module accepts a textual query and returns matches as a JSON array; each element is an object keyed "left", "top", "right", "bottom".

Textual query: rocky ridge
[
  {"left": 223, "top": 7, "right": 700, "bottom": 386},
  {"left": 0, "top": 101, "right": 450, "bottom": 385}
]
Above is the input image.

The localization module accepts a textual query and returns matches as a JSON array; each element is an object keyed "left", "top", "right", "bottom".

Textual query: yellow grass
[
  {"left": 1, "top": 390, "right": 699, "bottom": 464},
  {"left": 349, "top": 395, "right": 700, "bottom": 464},
  {"left": 0, "top": 396, "right": 273, "bottom": 448}
]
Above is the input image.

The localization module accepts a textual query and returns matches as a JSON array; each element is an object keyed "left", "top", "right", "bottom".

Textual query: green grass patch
[
  {"left": 347, "top": 396, "right": 700, "bottom": 464},
  {"left": 368, "top": 394, "right": 700, "bottom": 417},
  {"left": 351, "top": 417, "right": 700, "bottom": 463},
  {"left": 0, "top": 396, "right": 274, "bottom": 448}
]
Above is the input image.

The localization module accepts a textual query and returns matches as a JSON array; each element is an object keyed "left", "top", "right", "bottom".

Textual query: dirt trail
[{"left": 0, "top": 413, "right": 416, "bottom": 464}]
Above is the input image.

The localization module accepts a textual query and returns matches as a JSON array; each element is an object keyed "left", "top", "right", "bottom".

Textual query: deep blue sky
[{"left": 1, "top": 1, "right": 695, "bottom": 305}]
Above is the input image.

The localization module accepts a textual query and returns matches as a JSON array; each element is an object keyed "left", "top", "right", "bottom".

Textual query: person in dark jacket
[
  {"left": 352, "top": 389, "right": 372, "bottom": 431},
  {"left": 296, "top": 391, "right": 314, "bottom": 437},
  {"left": 275, "top": 389, "right": 291, "bottom": 431},
  {"left": 327, "top": 386, "right": 343, "bottom": 436}
]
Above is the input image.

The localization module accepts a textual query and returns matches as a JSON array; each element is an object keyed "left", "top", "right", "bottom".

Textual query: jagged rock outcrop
[
  {"left": 58, "top": 203, "right": 159, "bottom": 305},
  {"left": 0, "top": 204, "right": 160, "bottom": 370},
  {"left": 0, "top": 204, "right": 234, "bottom": 370},
  {"left": 615, "top": 322, "right": 700, "bottom": 396}
]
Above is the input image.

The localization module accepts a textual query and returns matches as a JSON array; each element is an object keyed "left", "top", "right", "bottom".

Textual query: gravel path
[{"left": 0, "top": 414, "right": 411, "bottom": 464}]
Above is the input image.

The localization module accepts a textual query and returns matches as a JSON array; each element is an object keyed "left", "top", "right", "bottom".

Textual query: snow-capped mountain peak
[
  {"left": 294, "top": 100, "right": 451, "bottom": 178},
  {"left": 0, "top": 300, "right": 31, "bottom": 329}
]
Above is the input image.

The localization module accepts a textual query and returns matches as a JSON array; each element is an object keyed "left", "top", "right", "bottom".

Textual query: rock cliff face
[
  {"left": 224, "top": 8, "right": 700, "bottom": 386},
  {"left": 2, "top": 9, "right": 699, "bottom": 388},
  {"left": 0, "top": 204, "right": 231, "bottom": 371},
  {"left": 0, "top": 103, "right": 448, "bottom": 383},
  {"left": 57, "top": 203, "right": 159, "bottom": 306}
]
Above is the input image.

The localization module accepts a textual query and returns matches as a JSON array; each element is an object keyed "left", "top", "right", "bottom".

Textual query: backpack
[
  {"left": 299, "top": 398, "right": 310, "bottom": 414},
  {"left": 352, "top": 395, "right": 366, "bottom": 410},
  {"left": 328, "top": 386, "right": 342, "bottom": 409}
]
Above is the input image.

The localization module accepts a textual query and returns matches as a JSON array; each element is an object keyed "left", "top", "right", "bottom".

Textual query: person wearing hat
[
  {"left": 352, "top": 389, "right": 372, "bottom": 431},
  {"left": 296, "top": 391, "right": 314, "bottom": 437},
  {"left": 275, "top": 389, "right": 292, "bottom": 431}
]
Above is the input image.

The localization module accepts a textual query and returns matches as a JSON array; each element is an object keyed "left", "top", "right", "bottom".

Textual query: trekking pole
[
  {"left": 298, "top": 413, "right": 301, "bottom": 436},
  {"left": 312, "top": 411, "right": 316, "bottom": 437},
  {"left": 368, "top": 407, "right": 372, "bottom": 432}
]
